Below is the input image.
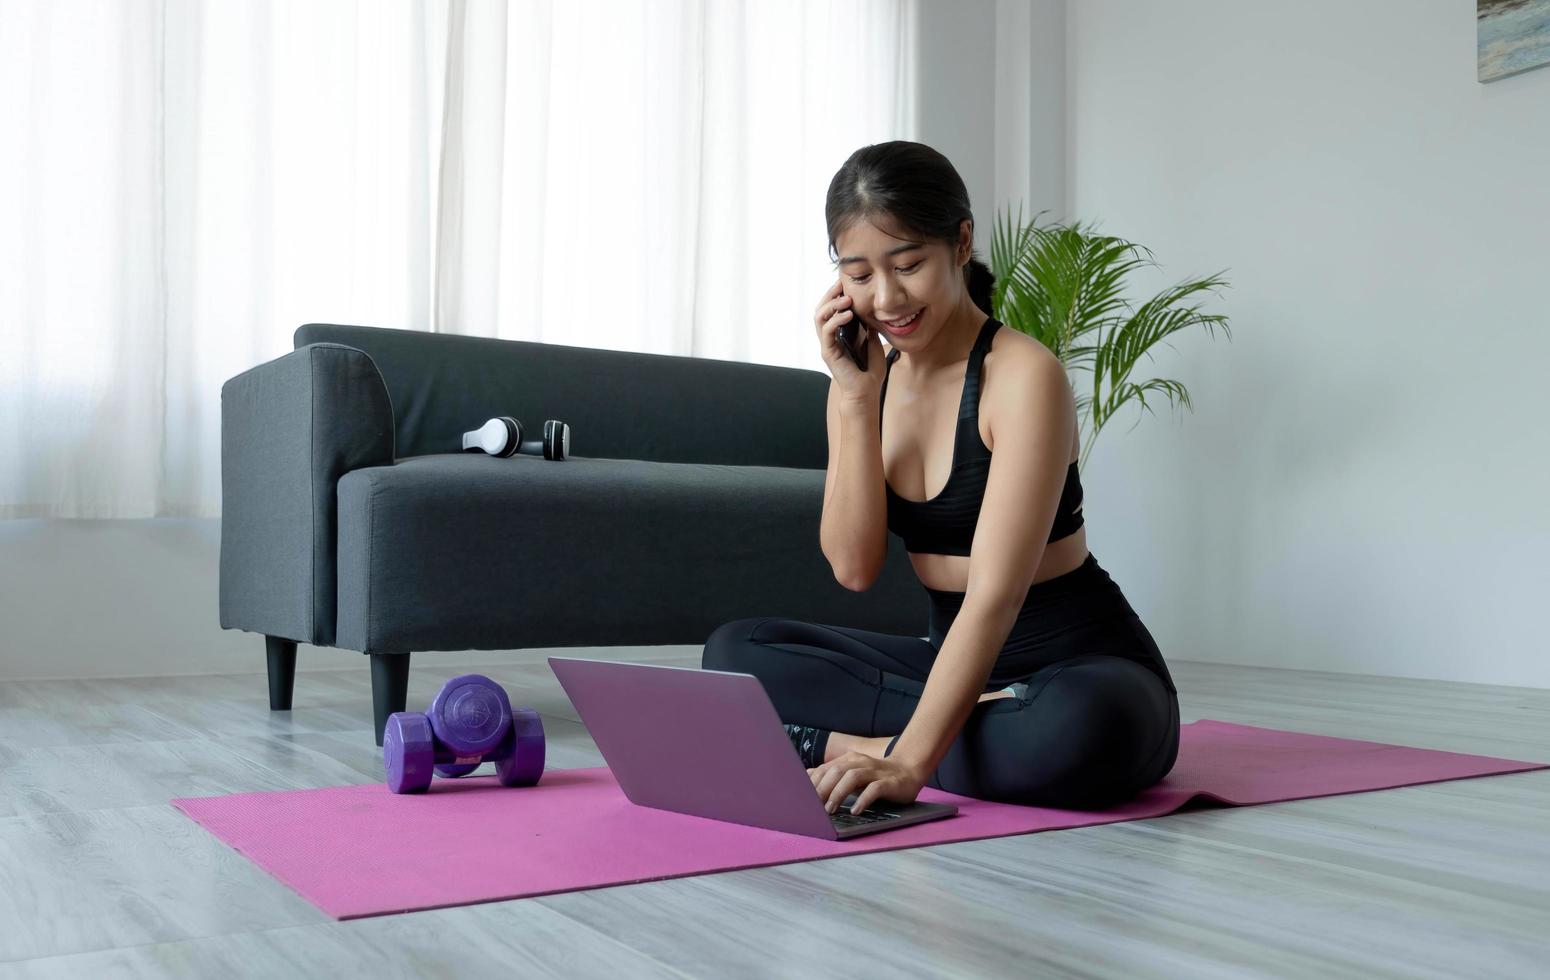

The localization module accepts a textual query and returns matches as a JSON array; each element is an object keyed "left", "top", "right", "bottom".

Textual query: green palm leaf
[{"left": 987, "top": 209, "right": 1232, "bottom": 475}]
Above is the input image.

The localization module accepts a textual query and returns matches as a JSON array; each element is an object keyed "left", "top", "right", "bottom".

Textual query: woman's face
[{"left": 834, "top": 215, "right": 970, "bottom": 346}]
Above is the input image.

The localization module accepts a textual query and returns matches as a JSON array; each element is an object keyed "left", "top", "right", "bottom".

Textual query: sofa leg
[
  {"left": 266, "top": 636, "right": 297, "bottom": 711},
  {"left": 370, "top": 653, "right": 411, "bottom": 746}
]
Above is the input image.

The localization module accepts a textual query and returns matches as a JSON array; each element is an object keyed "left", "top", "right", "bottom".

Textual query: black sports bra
[{"left": 879, "top": 315, "right": 1084, "bottom": 557}]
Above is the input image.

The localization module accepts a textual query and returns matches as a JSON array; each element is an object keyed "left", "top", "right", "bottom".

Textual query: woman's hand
[
  {"left": 813, "top": 276, "right": 887, "bottom": 401},
  {"left": 808, "top": 750, "right": 928, "bottom": 815}
]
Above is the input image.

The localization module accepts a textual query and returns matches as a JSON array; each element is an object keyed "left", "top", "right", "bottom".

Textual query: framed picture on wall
[{"left": 1478, "top": 0, "right": 1550, "bottom": 81}]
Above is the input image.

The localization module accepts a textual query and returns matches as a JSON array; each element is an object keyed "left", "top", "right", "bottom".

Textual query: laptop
[{"left": 547, "top": 657, "right": 959, "bottom": 840}]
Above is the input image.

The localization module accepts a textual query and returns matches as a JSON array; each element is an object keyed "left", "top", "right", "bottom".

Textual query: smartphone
[{"left": 837, "top": 312, "right": 869, "bottom": 372}]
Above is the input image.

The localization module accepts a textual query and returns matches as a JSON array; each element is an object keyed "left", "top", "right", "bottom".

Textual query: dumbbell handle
[
  {"left": 427, "top": 717, "right": 541, "bottom": 769},
  {"left": 429, "top": 743, "right": 511, "bottom": 767}
]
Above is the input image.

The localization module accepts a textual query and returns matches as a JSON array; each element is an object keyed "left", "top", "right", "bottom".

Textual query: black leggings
[{"left": 702, "top": 553, "right": 1180, "bottom": 810}]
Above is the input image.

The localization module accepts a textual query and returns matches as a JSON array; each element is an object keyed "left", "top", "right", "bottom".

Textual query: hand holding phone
[{"left": 814, "top": 278, "right": 885, "bottom": 401}]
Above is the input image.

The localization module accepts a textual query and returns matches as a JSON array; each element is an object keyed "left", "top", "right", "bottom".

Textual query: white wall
[
  {"left": 916, "top": 0, "right": 1068, "bottom": 245},
  {"left": 915, "top": 0, "right": 998, "bottom": 237},
  {"left": 0, "top": 519, "right": 559, "bottom": 680},
  {"left": 1067, "top": 0, "right": 1550, "bottom": 688},
  {"left": 0, "top": 520, "right": 252, "bottom": 679}
]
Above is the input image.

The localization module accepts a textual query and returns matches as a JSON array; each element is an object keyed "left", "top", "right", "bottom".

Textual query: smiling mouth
[{"left": 879, "top": 308, "right": 925, "bottom": 330}]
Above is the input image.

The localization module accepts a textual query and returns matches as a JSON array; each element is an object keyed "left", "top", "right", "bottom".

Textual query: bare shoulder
[
  {"left": 984, "top": 327, "right": 1074, "bottom": 454},
  {"left": 989, "top": 324, "right": 1061, "bottom": 369}
]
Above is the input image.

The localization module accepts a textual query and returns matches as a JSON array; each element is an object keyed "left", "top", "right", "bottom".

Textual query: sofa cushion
[{"left": 334, "top": 453, "right": 925, "bottom": 654}]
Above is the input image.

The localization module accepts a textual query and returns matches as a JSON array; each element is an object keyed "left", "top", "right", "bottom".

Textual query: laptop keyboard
[{"left": 829, "top": 798, "right": 905, "bottom": 827}]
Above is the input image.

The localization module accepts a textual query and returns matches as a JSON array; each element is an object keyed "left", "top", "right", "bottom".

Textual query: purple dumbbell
[
  {"left": 429, "top": 673, "right": 511, "bottom": 777},
  {"left": 383, "top": 673, "right": 546, "bottom": 794}
]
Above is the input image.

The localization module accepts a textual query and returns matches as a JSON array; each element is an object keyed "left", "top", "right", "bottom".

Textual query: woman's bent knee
[
  {"left": 968, "top": 657, "right": 1174, "bottom": 807},
  {"left": 1045, "top": 660, "right": 1175, "bottom": 803},
  {"left": 701, "top": 616, "right": 776, "bottom": 670}
]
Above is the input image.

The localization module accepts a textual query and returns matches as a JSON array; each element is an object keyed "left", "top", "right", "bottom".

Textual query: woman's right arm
[{"left": 819, "top": 380, "right": 888, "bottom": 591}]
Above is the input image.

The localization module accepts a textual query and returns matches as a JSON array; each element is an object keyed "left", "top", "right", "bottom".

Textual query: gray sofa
[{"left": 219, "top": 323, "right": 927, "bottom": 744}]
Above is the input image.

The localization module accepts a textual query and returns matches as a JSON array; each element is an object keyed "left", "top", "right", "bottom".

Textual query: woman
[{"left": 701, "top": 141, "right": 1179, "bottom": 814}]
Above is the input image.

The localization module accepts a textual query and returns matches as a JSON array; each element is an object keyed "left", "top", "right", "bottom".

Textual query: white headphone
[{"left": 461, "top": 416, "right": 571, "bottom": 461}]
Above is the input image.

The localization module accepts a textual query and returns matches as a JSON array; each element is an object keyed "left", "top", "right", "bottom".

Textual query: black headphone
[{"left": 461, "top": 417, "right": 571, "bottom": 461}]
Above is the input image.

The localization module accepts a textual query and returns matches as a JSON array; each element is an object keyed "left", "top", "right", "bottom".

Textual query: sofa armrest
[{"left": 219, "top": 343, "right": 395, "bottom": 647}]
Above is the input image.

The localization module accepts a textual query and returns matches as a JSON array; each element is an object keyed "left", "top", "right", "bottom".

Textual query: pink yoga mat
[{"left": 172, "top": 719, "right": 1546, "bottom": 919}]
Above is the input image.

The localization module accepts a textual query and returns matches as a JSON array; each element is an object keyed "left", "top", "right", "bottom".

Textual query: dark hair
[{"left": 825, "top": 141, "right": 995, "bottom": 314}]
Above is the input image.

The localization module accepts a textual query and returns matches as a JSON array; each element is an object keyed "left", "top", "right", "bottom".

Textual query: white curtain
[{"left": 0, "top": 0, "right": 919, "bottom": 518}]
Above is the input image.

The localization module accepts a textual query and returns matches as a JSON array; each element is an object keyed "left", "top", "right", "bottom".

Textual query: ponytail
[{"left": 964, "top": 256, "right": 995, "bottom": 314}]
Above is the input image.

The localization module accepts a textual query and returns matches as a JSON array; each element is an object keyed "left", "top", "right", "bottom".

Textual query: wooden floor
[{"left": 0, "top": 649, "right": 1546, "bottom": 979}]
